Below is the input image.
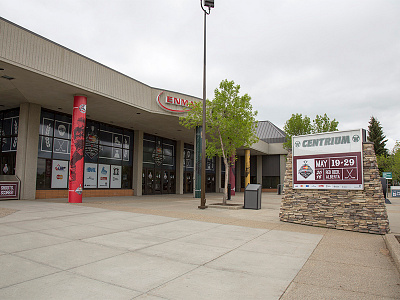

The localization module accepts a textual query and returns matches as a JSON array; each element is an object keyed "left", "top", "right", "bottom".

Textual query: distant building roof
[{"left": 256, "top": 121, "right": 286, "bottom": 144}]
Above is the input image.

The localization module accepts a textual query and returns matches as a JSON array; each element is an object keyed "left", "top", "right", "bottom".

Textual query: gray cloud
[{"left": 2, "top": 0, "right": 399, "bottom": 149}]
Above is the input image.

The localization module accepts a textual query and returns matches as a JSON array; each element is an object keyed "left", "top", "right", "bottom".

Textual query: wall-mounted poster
[
  {"left": 84, "top": 163, "right": 97, "bottom": 188},
  {"left": 110, "top": 165, "right": 122, "bottom": 188},
  {"left": 51, "top": 160, "right": 69, "bottom": 188},
  {"left": 98, "top": 164, "right": 110, "bottom": 188}
]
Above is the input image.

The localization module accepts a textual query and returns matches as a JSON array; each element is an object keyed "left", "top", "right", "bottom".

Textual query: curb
[
  {"left": 385, "top": 233, "right": 400, "bottom": 274},
  {"left": 208, "top": 204, "right": 243, "bottom": 210}
]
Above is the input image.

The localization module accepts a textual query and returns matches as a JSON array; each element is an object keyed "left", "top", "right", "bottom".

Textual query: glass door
[
  {"left": 154, "top": 170, "right": 161, "bottom": 194},
  {"left": 146, "top": 169, "right": 154, "bottom": 194}
]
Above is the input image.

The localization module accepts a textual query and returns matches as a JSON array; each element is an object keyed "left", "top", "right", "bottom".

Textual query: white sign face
[
  {"left": 51, "top": 160, "right": 69, "bottom": 188},
  {"left": 84, "top": 163, "right": 97, "bottom": 188},
  {"left": 293, "top": 129, "right": 363, "bottom": 156},
  {"left": 110, "top": 165, "right": 122, "bottom": 188},
  {"left": 292, "top": 129, "right": 364, "bottom": 190},
  {"left": 98, "top": 164, "right": 110, "bottom": 188}
]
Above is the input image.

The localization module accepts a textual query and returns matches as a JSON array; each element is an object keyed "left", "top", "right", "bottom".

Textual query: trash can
[{"left": 244, "top": 184, "right": 262, "bottom": 210}]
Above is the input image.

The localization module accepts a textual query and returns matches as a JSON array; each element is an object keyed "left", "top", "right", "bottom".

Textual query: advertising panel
[
  {"left": 0, "top": 182, "right": 19, "bottom": 199},
  {"left": 98, "top": 164, "right": 110, "bottom": 188},
  {"left": 292, "top": 129, "right": 364, "bottom": 190},
  {"left": 84, "top": 163, "right": 97, "bottom": 188},
  {"left": 51, "top": 160, "right": 69, "bottom": 188},
  {"left": 110, "top": 165, "right": 122, "bottom": 188}
]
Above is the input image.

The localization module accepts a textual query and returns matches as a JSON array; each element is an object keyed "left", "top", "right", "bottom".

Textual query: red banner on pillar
[{"left": 68, "top": 95, "right": 87, "bottom": 203}]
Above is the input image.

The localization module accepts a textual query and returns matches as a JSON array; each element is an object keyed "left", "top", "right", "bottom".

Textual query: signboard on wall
[
  {"left": 0, "top": 182, "right": 19, "bottom": 199},
  {"left": 292, "top": 129, "right": 364, "bottom": 190},
  {"left": 110, "top": 165, "right": 122, "bottom": 188},
  {"left": 98, "top": 164, "right": 110, "bottom": 188},
  {"left": 84, "top": 163, "right": 97, "bottom": 188},
  {"left": 51, "top": 160, "right": 69, "bottom": 188}
]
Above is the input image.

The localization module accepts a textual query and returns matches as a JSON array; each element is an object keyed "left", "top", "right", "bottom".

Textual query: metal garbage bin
[{"left": 244, "top": 184, "right": 262, "bottom": 210}]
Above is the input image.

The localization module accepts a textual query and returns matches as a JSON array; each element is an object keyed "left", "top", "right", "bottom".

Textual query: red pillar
[
  {"left": 68, "top": 95, "right": 87, "bottom": 203},
  {"left": 229, "top": 156, "right": 236, "bottom": 196}
]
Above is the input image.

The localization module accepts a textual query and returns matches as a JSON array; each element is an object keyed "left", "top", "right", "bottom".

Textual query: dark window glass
[
  {"left": 122, "top": 166, "right": 132, "bottom": 189},
  {"left": 36, "top": 158, "right": 52, "bottom": 189}
]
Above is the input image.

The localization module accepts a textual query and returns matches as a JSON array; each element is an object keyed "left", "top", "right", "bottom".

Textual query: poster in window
[
  {"left": 51, "top": 160, "right": 69, "bottom": 188},
  {"left": 123, "top": 135, "right": 130, "bottom": 149},
  {"left": 53, "top": 138, "right": 70, "bottom": 154},
  {"left": 42, "top": 118, "right": 54, "bottom": 136},
  {"left": 98, "top": 164, "right": 110, "bottom": 188},
  {"left": 110, "top": 165, "right": 122, "bottom": 188},
  {"left": 113, "top": 133, "right": 123, "bottom": 148},
  {"left": 84, "top": 163, "right": 97, "bottom": 188},
  {"left": 41, "top": 136, "right": 53, "bottom": 152},
  {"left": 54, "top": 120, "right": 71, "bottom": 139}
]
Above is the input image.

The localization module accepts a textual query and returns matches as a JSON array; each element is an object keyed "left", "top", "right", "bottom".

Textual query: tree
[
  {"left": 377, "top": 141, "right": 400, "bottom": 185},
  {"left": 283, "top": 113, "right": 339, "bottom": 150},
  {"left": 367, "top": 116, "right": 388, "bottom": 156},
  {"left": 179, "top": 79, "right": 258, "bottom": 204}
]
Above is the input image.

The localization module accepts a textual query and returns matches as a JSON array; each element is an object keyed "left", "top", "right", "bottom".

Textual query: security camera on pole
[{"left": 199, "top": 0, "right": 214, "bottom": 209}]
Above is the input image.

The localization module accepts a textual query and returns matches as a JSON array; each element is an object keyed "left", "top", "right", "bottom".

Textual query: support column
[
  {"left": 257, "top": 155, "right": 263, "bottom": 185},
  {"left": 15, "top": 103, "right": 41, "bottom": 199},
  {"left": 245, "top": 149, "right": 250, "bottom": 187},
  {"left": 194, "top": 126, "right": 202, "bottom": 198},
  {"left": 236, "top": 156, "right": 241, "bottom": 192},
  {"left": 133, "top": 130, "right": 143, "bottom": 196},
  {"left": 280, "top": 154, "right": 286, "bottom": 185},
  {"left": 176, "top": 140, "right": 184, "bottom": 194},
  {"left": 68, "top": 95, "right": 87, "bottom": 203},
  {"left": 229, "top": 155, "right": 236, "bottom": 196}
]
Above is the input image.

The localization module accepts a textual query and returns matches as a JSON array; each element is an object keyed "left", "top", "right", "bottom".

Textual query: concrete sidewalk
[{"left": 0, "top": 193, "right": 399, "bottom": 299}]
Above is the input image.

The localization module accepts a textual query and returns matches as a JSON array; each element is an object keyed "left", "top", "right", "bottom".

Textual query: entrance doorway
[
  {"left": 183, "top": 171, "right": 193, "bottom": 194},
  {"left": 143, "top": 168, "right": 176, "bottom": 195}
]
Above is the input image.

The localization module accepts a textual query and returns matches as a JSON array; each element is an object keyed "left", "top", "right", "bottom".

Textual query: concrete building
[{"left": 0, "top": 17, "right": 287, "bottom": 200}]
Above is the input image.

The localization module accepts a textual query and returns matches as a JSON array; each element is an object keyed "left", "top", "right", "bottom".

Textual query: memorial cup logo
[
  {"left": 79, "top": 104, "right": 86, "bottom": 114},
  {"left": 352, "top": 135, "right": 360, "bottom": 142},
  {"left": 295, "top": 141, "right": 301, "bottom": 147},
  {"left": 299, "top": 161, "right": 313, "bottom": 179}
]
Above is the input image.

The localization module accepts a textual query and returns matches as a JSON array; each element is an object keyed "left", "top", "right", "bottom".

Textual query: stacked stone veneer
[{"left": 280, "top": 142, "right": 389, "bottom": 234}]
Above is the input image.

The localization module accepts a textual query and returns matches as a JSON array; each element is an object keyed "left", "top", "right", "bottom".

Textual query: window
[
  {"left": 0, "top": 108, "right": 19, "bottom": 175},
  {"left": 36, "top": 109, "right": 134, "bottom": 190}
]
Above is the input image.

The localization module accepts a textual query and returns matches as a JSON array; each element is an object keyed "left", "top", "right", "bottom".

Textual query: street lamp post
[{"left": 199, "top": 0, "right": 214, "bottom": 209}]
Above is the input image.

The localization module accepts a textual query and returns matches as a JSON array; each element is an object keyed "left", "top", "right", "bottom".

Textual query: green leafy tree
[
  {"left": 377, "top": 141, "right": 400, "bottom": 185},
  {"left": 313, "top": 113, "right": 339, "bottom": 133},
  {"left": 179, "top": 79, "right": 258, "bottom": 204},
  {"left": 367, "top": 116, "right": 388, "bottom": 156},
  {"left": 283, "top": 113, "right": 339, "bottom": 150}
]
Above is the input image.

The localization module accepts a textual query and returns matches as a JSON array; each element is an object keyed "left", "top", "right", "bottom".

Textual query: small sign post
[{"left": 382, "top": 172, "right": 392, "bottom": 201}]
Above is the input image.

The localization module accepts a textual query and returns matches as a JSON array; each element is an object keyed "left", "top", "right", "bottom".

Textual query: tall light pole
[{"left": 199, "top": 0, "right": 214, "bottom": 209}]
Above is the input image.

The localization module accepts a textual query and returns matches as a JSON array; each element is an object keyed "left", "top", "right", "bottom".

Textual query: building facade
[{"left": 0, "top": 18, "right": 287, "bottom": 200}]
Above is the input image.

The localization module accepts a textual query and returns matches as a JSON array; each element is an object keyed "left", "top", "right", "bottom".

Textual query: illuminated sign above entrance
[{"left": 156, "top": 91, "right": 195, "bottom": 113}]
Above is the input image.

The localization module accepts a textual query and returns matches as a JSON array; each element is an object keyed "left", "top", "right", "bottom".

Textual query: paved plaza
[{"left": 0, "top": 193, "right": 399, "bottom": 299}]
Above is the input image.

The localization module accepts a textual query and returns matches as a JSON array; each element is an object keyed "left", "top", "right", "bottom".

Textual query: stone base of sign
[{"left": 280, "top": 143, "right": 389, "bottom": 234}]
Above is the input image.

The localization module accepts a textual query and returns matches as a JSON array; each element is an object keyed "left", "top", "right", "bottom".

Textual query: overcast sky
[{"left": 2, "top": 0, "right": 399, "bottom": 150}]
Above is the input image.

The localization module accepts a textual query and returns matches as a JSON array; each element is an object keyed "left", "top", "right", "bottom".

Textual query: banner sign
[
  {"left": 98, "top": 164, "right": 110, "bottom": 188},
  {"left": 0, "top": 182, "right": 19, "bottom": 199},
  {"left": 84, "top": 163, "right": 98, "bottom": 188},
  {"left": 51, "top": 160, "right": 69, "bottom": 188},
  {"left": 293, "top": 129, "right": 364, "bottom": 190},
  {"left": 110, "top": 165, "right": 122, "bottom": 188}
]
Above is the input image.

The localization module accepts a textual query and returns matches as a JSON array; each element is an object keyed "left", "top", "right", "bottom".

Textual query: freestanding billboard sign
[{"left": 292, "top": 129, "right": 364, "bottom": 190}]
